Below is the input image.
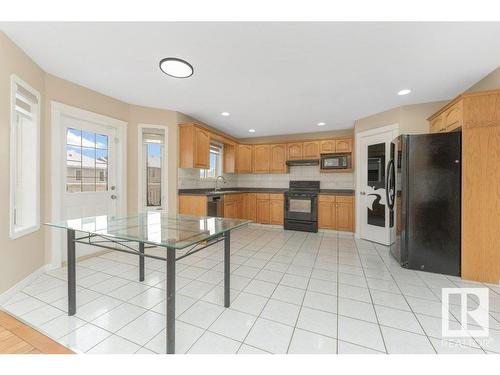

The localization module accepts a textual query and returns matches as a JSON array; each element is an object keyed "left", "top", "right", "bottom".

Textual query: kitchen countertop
[{"left": 178, "top": 188, "right": 354, "bottom": 196}]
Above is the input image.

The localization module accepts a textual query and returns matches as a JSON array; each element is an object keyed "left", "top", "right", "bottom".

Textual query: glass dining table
[{"left": 46, "top": 212, "right": 251, "bottom": 354}]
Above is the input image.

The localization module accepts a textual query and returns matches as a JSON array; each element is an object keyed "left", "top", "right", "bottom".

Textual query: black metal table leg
[
  {"left": 224, "top": 230, "right": 231, "bottom": 308},
  {"left": 166, "top": 246, "right": 176, "bottom": 354},
  {"left": 67, "top": 229, "right": 76, "bottom": 316},
  {"left": 139, "top": 242, "right": 145, "bottom": 282}
]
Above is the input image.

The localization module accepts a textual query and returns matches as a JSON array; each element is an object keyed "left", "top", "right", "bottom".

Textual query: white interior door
[
  {"left": 358, "top": 127, "right": 398, "bottom": 245},
  {"left": 62, "top": 115, "right": 118, "bottom": 259}
]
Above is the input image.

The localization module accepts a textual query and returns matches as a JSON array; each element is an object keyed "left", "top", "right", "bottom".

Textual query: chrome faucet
[{"left": 214, "top": 175, "right": 226, "bottom": 191}]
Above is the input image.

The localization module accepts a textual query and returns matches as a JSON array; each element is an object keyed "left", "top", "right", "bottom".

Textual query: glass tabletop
[{"left": 45, "top": 212, "right": 251, "bottom": 249}]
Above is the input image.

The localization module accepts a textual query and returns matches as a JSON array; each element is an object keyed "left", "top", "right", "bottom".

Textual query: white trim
[
  {"left": 0, "top": 265, "right": 51, "bottom": 306},
  {"left": 50, "top": 101, "right": 128, "bottom": 268},
  {"left": 137, "top": 123, "right": 169, "bottom": 212},
  {"left": 9, "top": 75, "right": 41, "bottom": 240},
  {"left": 354, "top": 123, "right": 399, "bottom": 240}
]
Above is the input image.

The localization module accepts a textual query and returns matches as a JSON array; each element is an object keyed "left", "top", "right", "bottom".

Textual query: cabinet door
[
  {"left": 303, "top": 141, "right": 320, "bottom": 159},
  {"left": 335, "top": 139, "right": 352, "bottom": 153},
  {"left": 445, "top": 101, "right": 463, "bottom": 131},
  {"left": 253, "top": 144, "right": 270, "bottom": 173},
  {"left": 270, "top": 144, "right": 287, "bottom": 173},
  {"left": 269, "top": 196, "right": 284, "bottom": 225},
  {"left": 245, "top": 193, "right": 257, "bottom": 221},
  {"left": 256, "top": 199, "right": 270, "bottom": 224},
  {"left": 287, "top": 143, "right": 303, "bottom": 160},
  {"left": 224, "top": 201, "right": 236, "bottom": 219},
  {"left": 430, "top": 115, "right": 446, "bottom": 133},
  {"left": 336, "top": 198, "right": 354, "bottom": 232},
  {"left": 194, "top": 128, "right": 210, "bottom": 168},
  {"left": 320, "top": 140, "right": 335, "bottom": 154},
  {"left": 223, "top": 143, "right": 236, "bottom": 173},
  {"left": 236, "top": 145, "right": 253, "bottom": 173}
]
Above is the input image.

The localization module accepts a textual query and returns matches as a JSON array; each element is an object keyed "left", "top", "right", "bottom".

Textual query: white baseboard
[{"left": 0, "top": 264, "right": 51, "bottom": 306}]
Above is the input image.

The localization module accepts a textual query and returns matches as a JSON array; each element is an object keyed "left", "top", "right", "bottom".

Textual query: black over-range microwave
[{"left": 320, "top": 153, "right": 351, "bottom": 170}]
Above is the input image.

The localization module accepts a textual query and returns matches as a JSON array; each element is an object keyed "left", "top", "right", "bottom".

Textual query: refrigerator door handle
[{"left": 386, "top": 159, "right": 395, "bottom": 211}]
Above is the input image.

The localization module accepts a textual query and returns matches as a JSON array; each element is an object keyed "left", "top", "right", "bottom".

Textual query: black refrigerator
[{"left": 387, "top": 132, "right": 461, "bottom": 276}]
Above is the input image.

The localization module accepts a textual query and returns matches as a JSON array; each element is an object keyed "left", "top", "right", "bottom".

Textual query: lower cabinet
[
  {"left": 243, "top": 193, "right": 257, "bottom": 221},
  {"left": 224, "top": 194, "right": 243, "bottom": 219},
  {"left": 256, "top": 193, "right": 271, "bottom": 224},
  {"left": 318, "top": 195, "right": 354, "bottom": 232},
  {"left": 269, "top": 194, "right": 284, "bottom": 225}
]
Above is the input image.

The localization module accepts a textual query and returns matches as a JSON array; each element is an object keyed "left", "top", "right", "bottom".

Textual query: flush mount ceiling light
[
  {"left": 221, "top": 112, "right": 230, "bottom": 116},
  {"left": 397, "top": 89, "right": 411, "bottom": 96},
  {"left": 317, "top": 122, "right": 326, "bottom": 126},
  {"left": 248, "top": 129, "right": 256, "bottom": 133},
  {"left": 159, "top": 57, "right": 193, "bottom": 78}
]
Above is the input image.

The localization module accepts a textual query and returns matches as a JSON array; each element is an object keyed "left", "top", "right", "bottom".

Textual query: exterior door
[
  {"left": 358, "top": 126, "right": 398, "bottom": 245},
  {"left": 63, "top": 115, "right": 118, "bottom": 258}
]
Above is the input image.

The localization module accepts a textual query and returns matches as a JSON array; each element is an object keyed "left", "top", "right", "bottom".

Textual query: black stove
[{"left": 284, "top": 181, "right": 320, "bottom": 232}]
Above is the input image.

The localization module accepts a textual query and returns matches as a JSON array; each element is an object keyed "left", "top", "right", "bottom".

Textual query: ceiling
[{"left": 2, "top": 22, "right": 500, "bottom": 138}]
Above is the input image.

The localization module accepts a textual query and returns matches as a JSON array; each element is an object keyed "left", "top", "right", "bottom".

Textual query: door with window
[
  {"left": 63, "top": 116, "right": 118, "bottom": 257},
  {"left": 142, "top": 131, "right": 165, "bottom": 210},
  {"left": 358, "top": 126, "right": 398, "bottom": 245}
]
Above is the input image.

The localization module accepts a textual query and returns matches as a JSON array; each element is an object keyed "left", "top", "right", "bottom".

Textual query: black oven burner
[{"left": 284, "top": 181, "right": 320, "bottom": 233}]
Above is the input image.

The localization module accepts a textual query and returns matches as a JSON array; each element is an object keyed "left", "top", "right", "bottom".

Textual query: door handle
[
  {"left": 360, "top": 191, "right": 366, "bottom": 195},
  {"left": 111, "top": 195, "right": 117, "bottom": 200}
]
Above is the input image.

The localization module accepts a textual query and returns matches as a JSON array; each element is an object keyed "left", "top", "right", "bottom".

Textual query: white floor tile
[
  {"left": 243, "top": 279, "right": 277, "bottom": 298},
  {"left": 39, "top": 314, "right": 87, "bottom": 339},
  {"left": 3, "top": 295, "right": 45, "bottom": 316},
  {"left": 188, "top": 331, "right": 240, "bottom": 354},
  {"left": 302, "top": 291, "right": 337, "bottom": 314},
  {"left": 87, "top": 335, "right": 141, "bottom": 354},
  {"left": 128, "top": 287, "right": 165, "bottom": 309},
  {"left": 370, "top": 289, "right": 410, "bottom": 311},
  {"left": 60, "top": 323, "right": 111, "bottom": 352},
  {"left": 381, "top": 326, "right": 435, "bottom": 354},
  {"left": 271, "top": 285, "right": 305, "bottom": 305},
  {"left": 209, "top": 309, "right": 256, "bottom": 341},
  {"left": 91, "top": 303, "right": 147, "bottom": 332},
  {"left": 280, "top": 274, "right": 309, "bottom": 289},
  {"left": 244, "top": 318, "right": 294, "bottom": 353},
  {"left": 178, "top": 280, "right": 215, "bottom": 299},
  {"left": 338, "top": 316, "right": 385, "bottom": 352},
  {"left": 337, "top": 340, "right": 384, "bottom": 354},
  {"left": 375, "top": 305, "right": 424, "bottom": 334},
  {"left": 116, "top": 310, "right": 165, "bottom": 346},
  {"left": 178, "top": 300, "right": 225, "bottom": 329},
  {"left": 307, "top": 279, "right": 337, "bottom": 296},
  {"left": 338, "top": 284, "right": 371, "bottom": 303},
  {"left": 261, "top": 299, "right": 300, "bottom": 326},
  {"left": 75, "top": 295, "right": 123, "bottom": 322},
  {"left": 237, "top": 344, "right": 270, "bottom": 354},
  {"left": 20, "top": 304, "right": 64, "bottom": 326},
  {"left": 288, "top": 328, "right": 337, "bottom": 354},
  {"left": 107, "top": 282, "right": 151, "bottom": 301},
  {"left": 296, "top": 307, "right": 337, "bottom": 338},
  {"left": 145, "top": 322, "right": 204, "bottom": 354},
  {"left": 231, "top": 292, "right": 269, "bottom": 316},
  {"left": 338, "top": 297, "right": 377, "bottom": 323}
]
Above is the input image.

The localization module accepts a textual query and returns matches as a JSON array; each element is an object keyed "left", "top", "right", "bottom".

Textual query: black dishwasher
[{"left": 207, "top": 195, "right": 224, "bottom": 217}]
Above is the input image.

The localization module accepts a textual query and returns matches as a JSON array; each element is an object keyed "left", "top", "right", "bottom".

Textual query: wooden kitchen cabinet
[
  {"left": 429, "top": 114, "right": 446, "bottom": 133},
  {"left": 223, "top": 143, "right": 236, "bottom": 173},
  {"left": 320, "top": 140, "right": 336, "bottom": 154},
  {"left": 335, "top": 139, "right": 353, "bottom": 153},
  {"left": 243, "top": 193, "right": 257, "bottom": 221},
  {"left": 303, "top": 141, "right": 320, "bottom": 159},
  {"left": 270, "top": 144, "right": 287, "bottom": 173},
  {"left": 287, "top": 142, "right": 303, "bottom": 160},
  {"left": 236, "top": 145, "right": 253, "bottom": 173},
  {"left": 224, "top": 194, "right": 243, "bottom": 219},
  {"left": 444, "top": 101, "right": 463, "bottom": 132},
  {"left": 269, "top": 194, "right": 284, "bottom": 225},
  {"left": 256, "top": 197, "right": 270, "bottom": 224},
  {"left": 179, "top": 124, "right": 210, "bottom": 169},
  {"left": 253, "top": 144, "right": 270, "bottom": 173},
  {"left": 318, "top": 195, "right": 354, "bottom": 232},
  {"left": 179, "top": 195, "right": 208, "bottom": 216}
]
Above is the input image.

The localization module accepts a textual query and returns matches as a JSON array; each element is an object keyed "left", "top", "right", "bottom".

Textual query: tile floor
[{"left": 2, "top": 225, "right": 500, "bottom": 354}]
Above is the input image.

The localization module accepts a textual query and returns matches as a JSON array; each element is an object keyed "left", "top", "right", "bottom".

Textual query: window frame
[
  {"left": 200, "top": 142, "right": 223, "bottom": 179},
  {"left": 9, "top": 75, "right": 41, "bottom": 239}
]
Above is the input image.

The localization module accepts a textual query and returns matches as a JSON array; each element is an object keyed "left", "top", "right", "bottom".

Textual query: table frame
[{"left": 66, "top": 228, "right": 232, "bottom": 354}]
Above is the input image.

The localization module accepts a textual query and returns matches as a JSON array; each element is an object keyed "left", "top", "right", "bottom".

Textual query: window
[
  {"left": 142, "top": 131, "right": 164, "bottom": 208},
  {"left": 200, "top": 143, "right": 223, "bottom": 178},
  {"left": 10, "top": 75, "right": 41, "bottom": 239},
  {"left": 66, "top": 128, "right": 109, "bottom": 192}
]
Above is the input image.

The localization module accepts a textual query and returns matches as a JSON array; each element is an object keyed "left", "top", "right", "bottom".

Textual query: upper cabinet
[
  {"left": 223, "top": 143, "right": 236, "bottom": 173},
  {"left": 428, "top": 99, "right": 463, "bottom": 134},
  {"left": 287, "top": 143, "right": 303, "bottom": 160},
  {"left": 253, "top": 144, "right": 270, "bottom": 173},
  {"left": 320, "top": 140, "right": 335, "bottom": 153},
  {"left": 236, "top": 144, "right": 253, "bottom": 173},
  {"left": 303, "top": 141, "right": 320, "bottom": 159},
  {"left": 335, "top": 139, "right": 353, "bottom": 153},
  {"left": 270, "top": 144, "right": 287, "bottom": 173},
  {"left": 179, "top": 124, "right": 210, "bottom": 169}
]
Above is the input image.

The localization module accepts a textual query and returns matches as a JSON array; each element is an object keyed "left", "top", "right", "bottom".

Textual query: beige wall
[
  {"left": 466, "top": 65, "right": 500, "bottom": 93},
  {"left": 0, "top": 32, "right": 46, "bottom": 293},
  {"left": 354, "top": 101, "right": 446, "bottom": 135}
]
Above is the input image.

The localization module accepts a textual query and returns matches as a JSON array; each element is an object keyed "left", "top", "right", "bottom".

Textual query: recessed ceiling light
[
  {"left": 248, "top": 129, "right": 256, "bottom": 133},
  {"left": 397, "top": 89, "right": 411, "bottom": 96},
  {"left": 159, "top": 57, "right": 193, "bottom": 78},
  {"left": 317, "top": 122, "right": 326, "bottom": 126},
  {"left": 221, "top": 112, "right": 230, "bottom": 117}
]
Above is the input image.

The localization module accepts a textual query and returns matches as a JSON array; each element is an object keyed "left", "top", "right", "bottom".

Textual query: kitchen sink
[{"left": 206, "top": 190, "right": 239, "bottom": 195}]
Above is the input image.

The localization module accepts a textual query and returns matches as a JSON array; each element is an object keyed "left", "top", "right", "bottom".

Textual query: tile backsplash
[{"left": 178, "top": 166, "right": 354, "bottom": 190}]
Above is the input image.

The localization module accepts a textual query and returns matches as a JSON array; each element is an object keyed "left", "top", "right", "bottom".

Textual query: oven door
[{"left": 285, "top": 194, "right": 317, "bottom": 221}]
